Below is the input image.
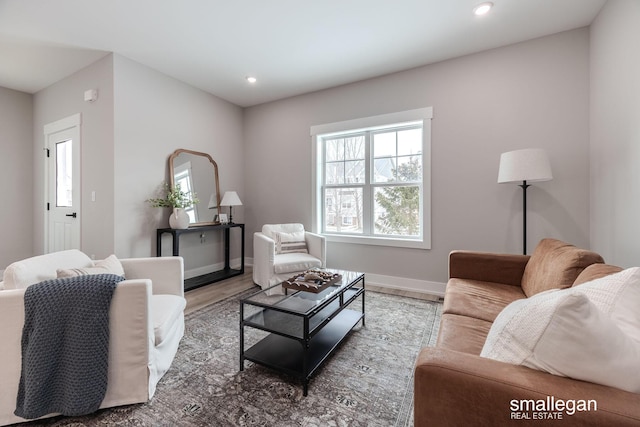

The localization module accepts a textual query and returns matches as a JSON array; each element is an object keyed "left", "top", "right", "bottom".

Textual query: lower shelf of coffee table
[{"left": 243, "top": 308, "right": 363, "bottom": 380}]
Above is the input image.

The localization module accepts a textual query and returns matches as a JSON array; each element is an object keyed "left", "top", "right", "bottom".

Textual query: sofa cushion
[
  {"left": 481, "top": 291, "right": 640, "bottom": 393},
  {"left": 57, "top": 254, "right": 125, "bottom": 278},
  {"left": 2, "top": 250, "right": 93, "bottom": 290},
  {"left": 573, "top": 263, "right": 623, "bottom": 286},
  {"left": 436, "top": 313, "right": 493, "bottom": 355},
  {"left": 520, "top": 238, "right": 604, "bottom": 297},
  {"left": 273, "top": 253, "right": 322, "bottom": 274},
  {"left": 151, "top": 295, "right": 187, "bottom": 346},
  {"left": 443, "top": 279, "right": 526, "bottom": 323}
]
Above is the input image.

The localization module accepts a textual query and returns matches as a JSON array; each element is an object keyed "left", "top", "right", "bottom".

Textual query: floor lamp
[{"left": 498, "top": 148, "right": 553, "bottom": 255}]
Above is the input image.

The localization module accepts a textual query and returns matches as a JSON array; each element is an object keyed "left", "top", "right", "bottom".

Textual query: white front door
[{"left": 45, "top": 114, "right": 81, "bottom": 253}]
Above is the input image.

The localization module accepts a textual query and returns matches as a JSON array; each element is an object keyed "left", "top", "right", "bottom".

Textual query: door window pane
[{"left": 56, "top": 140, "right": 73, "bottom": 207}]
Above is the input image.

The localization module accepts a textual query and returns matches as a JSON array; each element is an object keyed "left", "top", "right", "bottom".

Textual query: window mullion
[{"left": 363, "top": 131, "right": 373, "bottom": 235}]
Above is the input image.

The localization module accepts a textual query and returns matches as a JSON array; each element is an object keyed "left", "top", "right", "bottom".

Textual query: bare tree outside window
[{"left": 324, "top": 135, "right": 365, "bottom": 233}]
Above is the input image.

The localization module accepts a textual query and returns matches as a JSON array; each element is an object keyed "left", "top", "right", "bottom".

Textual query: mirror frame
[{"left": 168, "top": 148, "right": 221, "bottom": 226}]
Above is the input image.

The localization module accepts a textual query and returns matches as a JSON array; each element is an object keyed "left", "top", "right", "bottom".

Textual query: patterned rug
[{"left": 19, "top": 289, "right": 441, "bottom": 427}]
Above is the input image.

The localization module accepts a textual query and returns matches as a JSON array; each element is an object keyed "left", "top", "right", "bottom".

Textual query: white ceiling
[{"left": 0, "top": 0, "right": 607, "bottom": 107}]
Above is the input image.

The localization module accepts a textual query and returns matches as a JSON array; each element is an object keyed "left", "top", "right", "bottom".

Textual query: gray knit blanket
[{"left": 14, "top": 273, "right": 123, "bottom": 419}]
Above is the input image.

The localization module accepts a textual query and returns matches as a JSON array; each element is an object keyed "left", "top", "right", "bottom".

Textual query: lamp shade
[
  {"left": 497, "top": 148, "right": 553, "bottom": 184},
  {"left": 220, "top": 191, "right": 242, "bottom": 207}
]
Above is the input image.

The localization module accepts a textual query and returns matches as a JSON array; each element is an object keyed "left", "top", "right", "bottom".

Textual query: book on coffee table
[{"left": 282, "top": 270, "right": 342, "bottom": 293}]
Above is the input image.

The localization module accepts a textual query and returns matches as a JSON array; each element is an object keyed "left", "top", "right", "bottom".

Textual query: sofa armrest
[
  {"left": 253, "top": 232, "right": 275, "bottom": 288},
  {"left": 305, "top": 231, "right": 326, "bottom": 267},
  {"left": 415, "top": 347, "right": 640, "bottom": 427},
  {"left": 120, "top": 257, "right": 184, "bottom": 297},
  {"left": 0, "top": 289, "right": 26, "bottom": 426},
  {"left": 449, "top": 251, "right": 529, "bottom": 287},
  {"left": 101, "top": 279, "right": 152, "bottom": 406},
  {"left": 0, "top": 280, "right": 153, "bottom": 426}
]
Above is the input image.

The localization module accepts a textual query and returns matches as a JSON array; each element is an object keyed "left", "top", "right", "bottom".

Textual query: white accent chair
[
  {"left": 0, "top": 250, "right": 186, "bottom": 426},
  {"left": 253, "top": 223, "right": 326, "bottom": 292}
]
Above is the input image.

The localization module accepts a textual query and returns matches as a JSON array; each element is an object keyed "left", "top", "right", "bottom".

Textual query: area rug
[{"left": 21, "top": 289, "right": 441, "bottom": 427}]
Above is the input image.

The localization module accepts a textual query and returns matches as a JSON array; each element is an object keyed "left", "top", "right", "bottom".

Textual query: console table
[{"left": 156, "top": 223, "right": 245, "bottom": 291}]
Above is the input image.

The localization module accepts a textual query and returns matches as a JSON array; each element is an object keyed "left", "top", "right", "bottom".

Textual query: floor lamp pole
[{"left": 519, "top": 180, "right": 530, "bottom": 255}]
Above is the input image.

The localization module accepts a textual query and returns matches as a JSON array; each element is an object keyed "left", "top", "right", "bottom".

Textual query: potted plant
[{"left": 147, "top": 183, "right": 199, "bottom": 229}]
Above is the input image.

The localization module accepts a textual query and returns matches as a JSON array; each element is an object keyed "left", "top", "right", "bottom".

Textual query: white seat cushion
[
  {"left": 151, "top": 294, "right": 187, "bottom": 346},
  {"left": 274, "top": 253, "right": 322, "bottom": 274}
]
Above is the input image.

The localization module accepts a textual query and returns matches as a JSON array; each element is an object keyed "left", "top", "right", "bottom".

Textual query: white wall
[
  {"left": 244, "top": 28, "right": 591, "bottom": 285},
  {"left": 590, "top": 0, "right": 640, "bottom": 267},
  {"left": 113, "top": 55, "right": 245, "bottom": 273},
  {"left": 0, "top": 87, "right": 33, "bottom": 267},
  {"left": 28, "top": 53, "right": 245, "bottom": 277},
  {"left": 33, "top": 54, "right": 115, "bottom": 259}
]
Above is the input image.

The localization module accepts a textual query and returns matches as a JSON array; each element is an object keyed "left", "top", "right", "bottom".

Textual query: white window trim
[{"left": 311, "top": 107, "right": 432, "bottom": 250}]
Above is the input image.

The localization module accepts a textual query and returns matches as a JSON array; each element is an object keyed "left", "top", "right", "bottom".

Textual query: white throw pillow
[
  {"left": 274, "top": 231, "right": 308, "bottom": 255},
  {"left": 481, "top": 268, "right": 640, "bottom": 393},
  {"left": 57, "top": 254, "right": 125, "bottom": 278},
  {"left": 2, "top": 249, "right": 93, "bottom": 289},
  {"left": 571, "top": 267, "right": 640, "bottom": 343},
  {"left": 526, "top": 294, "right": 640, "bottom": 392},
  {"left": 481, "top": 288, "right": 564, "bottom": 365}
]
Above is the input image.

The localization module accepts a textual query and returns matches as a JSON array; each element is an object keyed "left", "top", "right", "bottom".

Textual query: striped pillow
[
  {"left": 57, "top": 254, "right": 125, "bottom": 278},
  {"left": 275, "top": 231, "right": 308, "bottom": 254}
]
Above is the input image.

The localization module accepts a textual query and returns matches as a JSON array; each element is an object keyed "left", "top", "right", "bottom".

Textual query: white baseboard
[{"left": 365, "top": 272, "right": 446, "bottom": 298}]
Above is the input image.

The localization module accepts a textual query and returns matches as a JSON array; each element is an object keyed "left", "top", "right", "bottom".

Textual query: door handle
[{"left": 66, "top": 212, "right": 77, "bottom": 218}]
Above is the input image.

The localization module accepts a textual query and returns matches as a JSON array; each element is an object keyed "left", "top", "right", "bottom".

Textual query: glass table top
[{"left": 242, "top": 269, "right": 364, "bottom": 315}]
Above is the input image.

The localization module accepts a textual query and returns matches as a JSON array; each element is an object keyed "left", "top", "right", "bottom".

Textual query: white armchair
[
  {"left": 0, "top": 250, "right": 186, "bottom": 426},
  {"left": 253, "top": 223, "right": 326, "bottom": 292}
]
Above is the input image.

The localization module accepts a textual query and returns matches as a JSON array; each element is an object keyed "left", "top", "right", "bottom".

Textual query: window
[
  {"left": 311, "top": 108, "right": 432, "bottom": 249},
  {"left": 173, "top": 162, "right": 198, "bottom": 223}
]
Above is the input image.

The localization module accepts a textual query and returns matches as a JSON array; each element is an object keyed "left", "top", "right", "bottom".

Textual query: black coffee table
[{"left": 239, "top": 269, "right": 365, "bottom": 395}]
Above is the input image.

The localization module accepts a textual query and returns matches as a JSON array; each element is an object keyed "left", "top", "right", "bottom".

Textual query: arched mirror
[{"left": 169, "top": 149, "right": 221, "bottom": 226}]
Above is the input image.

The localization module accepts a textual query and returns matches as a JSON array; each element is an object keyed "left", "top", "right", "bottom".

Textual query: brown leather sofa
[{"left": 414, "top": 238, "right": 640, "bottom": 426}]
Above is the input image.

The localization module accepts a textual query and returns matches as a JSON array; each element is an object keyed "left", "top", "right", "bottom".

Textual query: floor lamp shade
[
  {"left": 497, "top": 148, "right": 553, "bottom": 184},
  {"left": 498, "top": 148, "right": 552, "bottom": 255}
]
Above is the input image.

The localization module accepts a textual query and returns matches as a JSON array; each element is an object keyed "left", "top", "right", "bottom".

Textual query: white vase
[{"left": 169, "top": 208, "right": 190, "bottom": 229}]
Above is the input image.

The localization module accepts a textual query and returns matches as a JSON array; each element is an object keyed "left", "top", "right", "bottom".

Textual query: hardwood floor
[{"left": 184, "top": 268, "right": 259, "bottom": 314}]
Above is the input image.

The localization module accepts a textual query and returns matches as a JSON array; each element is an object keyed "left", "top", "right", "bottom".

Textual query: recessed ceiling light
[
  {"left": 246, "top": 76, "right": 257, "bottom": 84},
  {"left": 473, "top": 2, "right": 493, "bottom": 16}
]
